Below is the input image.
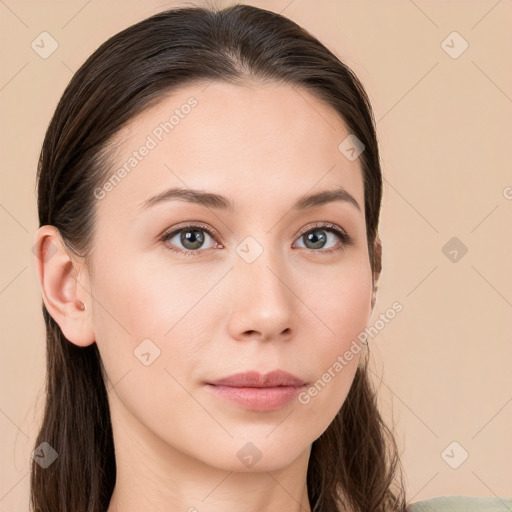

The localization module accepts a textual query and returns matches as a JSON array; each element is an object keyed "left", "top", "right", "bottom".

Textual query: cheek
[
  {"left": 331, "top": 278, "right": 372, "bottom": 347},
  {"left": 88, "top": 260, "right": 171, "bottom": 382},
  {"left": 91, "top": 258, "right": 221, "bottom": 381},
  {"left": 294, "top": 263, "right": 371, "bottom": 418},
  {"left": 95, "top": 256, "right": 205, "bottom": 338},
  {"left": 303, "top": 258, "right": 372, "bottom": 347}
]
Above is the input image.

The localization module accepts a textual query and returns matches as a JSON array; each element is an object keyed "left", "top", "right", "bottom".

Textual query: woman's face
[{"left": 82, "top": 80, "right": 373, "bottom": 472}]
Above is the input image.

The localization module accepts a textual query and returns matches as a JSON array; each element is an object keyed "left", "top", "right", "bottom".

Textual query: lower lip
[{"left": 205, "top": 384, "right": 305, "bottom": 412}]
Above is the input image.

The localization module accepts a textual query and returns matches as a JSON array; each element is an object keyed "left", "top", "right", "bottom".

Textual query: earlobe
[{"left": 32, "top": 225, "right": 95, "bottom": 347}]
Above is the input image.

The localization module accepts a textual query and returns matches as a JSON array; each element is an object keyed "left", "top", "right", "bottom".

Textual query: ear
[
  {"left": 371, "top": 234, "right": 382, "bottom": 311},
  {"left": 32, "top": 225, "right": 95, "bottom": 347}
]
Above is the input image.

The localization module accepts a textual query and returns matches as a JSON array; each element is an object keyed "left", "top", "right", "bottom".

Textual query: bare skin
[{"left": 33, "top": 79, "right": 377, "bottom": 512}]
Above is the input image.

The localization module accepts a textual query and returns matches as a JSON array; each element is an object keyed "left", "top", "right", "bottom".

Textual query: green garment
[{"left": 408, "top": 495, "right": 512, "bottom": 511}]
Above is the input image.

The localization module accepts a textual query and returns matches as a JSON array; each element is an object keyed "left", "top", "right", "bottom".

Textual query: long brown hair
[{"left": 31, "top": 3, "right": 408, "bottom": 511}]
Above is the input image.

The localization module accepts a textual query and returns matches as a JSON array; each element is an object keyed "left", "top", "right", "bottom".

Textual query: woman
[{"left": 30, "top": 3, "right": 510, "bottom": 512}]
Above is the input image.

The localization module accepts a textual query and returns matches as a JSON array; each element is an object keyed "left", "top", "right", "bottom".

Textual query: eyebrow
[{"left": 138, "top": 185, "right": 361, "bottom": 213}]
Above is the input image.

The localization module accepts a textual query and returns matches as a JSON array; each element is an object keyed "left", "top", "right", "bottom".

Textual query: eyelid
[
  {"left": 161, "top": 221, "right": 220, "bottom": 241},
  {"left": 296, "top": 221, "right": 348, "bottom": 239}
]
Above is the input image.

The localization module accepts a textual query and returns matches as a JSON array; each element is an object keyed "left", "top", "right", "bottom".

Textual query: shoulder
[{"left": 407, "top": 495, "right": 512, "bottom": 512}]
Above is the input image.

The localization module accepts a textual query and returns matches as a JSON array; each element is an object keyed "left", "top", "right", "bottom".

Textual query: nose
[{"left": 226, "top": 241, "right": 296, "bottom": 343}]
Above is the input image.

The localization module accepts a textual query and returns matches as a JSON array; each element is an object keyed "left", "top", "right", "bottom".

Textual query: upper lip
[{"left": 207, "top": 370, "right": 306, "bottom": 388}]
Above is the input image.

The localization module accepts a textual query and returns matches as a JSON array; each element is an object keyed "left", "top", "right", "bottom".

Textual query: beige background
[{"left": 1, "top": 0, "right": 511, "bottom": 509}]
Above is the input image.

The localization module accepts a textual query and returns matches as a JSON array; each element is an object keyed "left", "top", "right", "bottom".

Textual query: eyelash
[{"left": 160, "top": 222, "right": 353, "bottom": 257}]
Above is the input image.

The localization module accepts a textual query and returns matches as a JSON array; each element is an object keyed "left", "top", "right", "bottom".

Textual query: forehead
[{"left": 97, "top": 79, "right": 365, "bottom": 220}]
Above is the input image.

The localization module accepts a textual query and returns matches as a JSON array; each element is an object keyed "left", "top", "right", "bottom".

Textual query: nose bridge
[
  {"left": 235, "top": 231, "right": 290, "bottom": 300},
  {"left": 229, "top": 230, "right": 296, "bottom": 333}
]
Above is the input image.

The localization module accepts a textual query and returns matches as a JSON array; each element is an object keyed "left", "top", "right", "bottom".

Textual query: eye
[
  {"left": 294, "top": 222, "right": 353, "bottom": 253},
  {"left": 160, "top": 221, "right": 353, "bottom": 256},
  {"left": 161, "top": 222, "right": 221, "bottom": 256}
]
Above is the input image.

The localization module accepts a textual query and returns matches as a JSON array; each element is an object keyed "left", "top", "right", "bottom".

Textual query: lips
[
  {"left": 205, "top": 370, "right": 307, "bottom": 412},
  {"left": 206, "top": 369, "right": 306, "bottom": 388}
]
